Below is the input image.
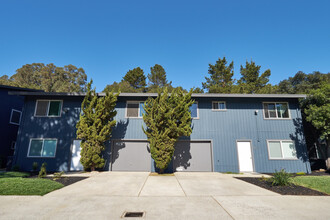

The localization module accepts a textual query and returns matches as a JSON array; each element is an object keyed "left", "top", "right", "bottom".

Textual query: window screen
[
  {"left": 10, "top": 110, "right": 21, "bottom": 125},
  {"left": 127, "top": 102, "right": 139, "bottom": 117},
  {"left": 189, "top": 102, "right": 198, "bottom": 118},
  {"left": 35, "top": 101, "right": 49, "bottom": 116}
]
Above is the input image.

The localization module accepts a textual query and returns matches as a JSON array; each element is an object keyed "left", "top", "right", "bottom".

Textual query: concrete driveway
[{"left": 0, "top": 172, "right": 329, "bottom": 219}]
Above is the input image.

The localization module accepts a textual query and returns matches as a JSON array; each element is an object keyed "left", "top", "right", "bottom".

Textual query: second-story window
[
  {"left": 126, "top": 101, "right": 144, "bottom": 118},
  {"left": 263, "top": 102, "right": 289, "bottom": 119},
  {"left": 35, "top": 100, "right": 62, "bottom": 117},
  {"left": 212, "top": 101, "right": 226, "bottom": 111}
]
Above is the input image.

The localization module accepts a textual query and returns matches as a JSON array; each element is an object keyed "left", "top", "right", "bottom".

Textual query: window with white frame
[
  {"left": 267, "top": 140, "right": 297, "bottom": 159},
  {"left": 212, "top": 101, "right": 226, "bottom": 111},
  {"left": 10, "top": 109, "right": 22, "bottom": 125},
  {"left": 126, "top": 101, "right": 145, "bottom": 118},
  {"left": 35, "top": 100, "right": 62, "bottom": 117},
  {"left": 189, "top": 102, "right": 199, "bottom": 119},
  {"left": 263, "top": 102, "right": 289, "bottom": 119},
  {"left": 28, "top": 139, "right": 57, "bottom": 157}
]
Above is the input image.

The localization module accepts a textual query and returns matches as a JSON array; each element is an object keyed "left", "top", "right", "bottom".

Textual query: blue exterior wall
[
  {"left": 14, "top": 95, "right": 311, "bottom": 173},
  {"left": 0, "top": 88, "right": 25, "bottom": 168}
]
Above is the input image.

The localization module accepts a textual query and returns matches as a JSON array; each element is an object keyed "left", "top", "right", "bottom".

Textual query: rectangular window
[
  {"left": 10, "top": 109, "right": 22, "bottom": 125},
  {"left": 267, "top": 140, "right": 297, "bottom": 159},
  {"left": 263, "top": 102, "right": 289, "bottom": 119},
  {"left": 35, "top": 100, "right": 62, "bottom": 117},
  {"left": 189, "top": 102, "right": 199, "bottom": 119},
  {"left": 212, "top": 101, "right": 226, "bottom": 111},
  {"left": 126, "top": 101, "right": 145, "bottom": 118},
  {"left": 28, "top": 139, "right": 57, "bottom": 157}
]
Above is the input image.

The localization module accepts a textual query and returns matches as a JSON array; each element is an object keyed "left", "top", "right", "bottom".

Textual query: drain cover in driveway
[{"left": 122, "top": 211, "right": 145, "bottom": 218}]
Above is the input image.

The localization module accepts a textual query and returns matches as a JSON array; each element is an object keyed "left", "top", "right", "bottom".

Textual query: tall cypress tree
[
  {"left": 142, "top": 88, "right": 194, "bottom": 173},
  {"left": 76, "top": 80, "right": 119, "bottom": 171}
]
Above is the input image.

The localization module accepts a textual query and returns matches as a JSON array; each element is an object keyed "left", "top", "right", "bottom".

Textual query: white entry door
[
  {"left": 70, "top": 140, "right": 83, "bottom": 171},
  {"left": 237, "top": 141, "right": 254, "bottom": 172}
]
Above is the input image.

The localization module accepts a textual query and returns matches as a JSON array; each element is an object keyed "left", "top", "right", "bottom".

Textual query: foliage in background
[
  {"left": 271, "top": 169, "right": 292, "bottom": 186},
  {"left": 38, "top": 162, "right": 47, "bottom": 178},
  {"left": 237, "top": 60, "right": 272, "bottom": 94},
  {"left": 142, "top": 88, "right": 194, "bottom": 173},
  {"left": 76, "top": 80, "right": 118, "bottom": 171},
  {"left": 0, "top": 63, "right": 87, "bottom": 92},
  {"left": 302, "top": 83, "right": 330, "bottom": 170},
  {"left": 123, "top": 67, "right": 146, "bottom": 90},
  {"left": 277, "top": 71, "right": 329, "bottom": 94},
  {"left": 147, "top": 64, "right": 172, "bottom": 92},
  {"left": 202, "top": 57, "right": 235, "bottom": 93}
]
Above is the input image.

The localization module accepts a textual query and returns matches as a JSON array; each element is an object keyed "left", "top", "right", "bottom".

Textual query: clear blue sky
[{"left": 0, "top": 0, "right": 329, "bottom": 92}]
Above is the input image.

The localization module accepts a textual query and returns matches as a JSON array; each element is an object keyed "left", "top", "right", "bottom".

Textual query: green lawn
[
  {"left": 292, "top": 176, "right": 330, "bottom": 195},
  {"left": 0, "top": 172, "right": 64, "bottom": 196},
  {"left": 0, "top": 171, "right": 30, "bottom": 178}
]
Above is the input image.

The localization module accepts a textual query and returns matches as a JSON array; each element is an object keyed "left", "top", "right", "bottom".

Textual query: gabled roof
[{"left": 8, "top": 91, "right": 307, "bottom": 99}]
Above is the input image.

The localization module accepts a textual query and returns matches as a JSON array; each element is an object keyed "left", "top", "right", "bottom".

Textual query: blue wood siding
[
  {"left": 0, "top": 89, "right": 25, "bottom": 168},
  {"left": 14, "top": 95, "right": 311, "bottom": 173}
]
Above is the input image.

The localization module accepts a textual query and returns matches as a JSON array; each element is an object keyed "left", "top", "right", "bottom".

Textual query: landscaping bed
[
  {"left": 0, "top": 172, "right": 88, "bottom": 195},
  {"left": 236, "top": 177, "right": 329, "bottom": 196},
  {"left": 26, "top": 175, "right": 88, "bottom": 186}
]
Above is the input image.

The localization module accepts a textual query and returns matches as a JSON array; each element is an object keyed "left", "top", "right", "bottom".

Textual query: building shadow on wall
[
  {"left": 290, "top": 118, "right": 309, "bottom": 163},
  {"left": 103, "top": 119, "right": 129, "bottom": 170}
]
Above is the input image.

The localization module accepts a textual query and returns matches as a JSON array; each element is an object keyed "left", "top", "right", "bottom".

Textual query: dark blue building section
[
  {"left": 0, "top": 85, "right": 41, "bottom": 168},
  {"left": 12, "top": 92, "right": 311, "bottom": 173}
]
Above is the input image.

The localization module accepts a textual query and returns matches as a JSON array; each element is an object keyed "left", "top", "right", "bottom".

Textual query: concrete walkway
[{"left": 0, "top": 172, "right": 329, "bottom": 219}]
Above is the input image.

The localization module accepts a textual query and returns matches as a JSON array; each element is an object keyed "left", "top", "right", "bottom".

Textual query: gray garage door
[
  {"left": 173, "top": 141, "right": 213, "bottom": 172},
  {"left": 111, "top": 141, "right": 151, "bottom": 171}
]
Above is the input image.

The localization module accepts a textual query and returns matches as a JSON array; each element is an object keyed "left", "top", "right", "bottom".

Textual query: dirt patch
[
  {"left": 236, "top": 177, "right": 328, "bottom": 196},
  {"left": 26, "top": 175, "right": 88, "bottom": 186}
]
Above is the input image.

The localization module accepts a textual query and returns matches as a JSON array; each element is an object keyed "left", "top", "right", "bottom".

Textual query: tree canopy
[
  {"left": 123, "top": 67, "right": 146, "bottom": 90},
  {"left": 237, "top": 60, "right": 271, "bottom": 94},
  {"left": 202, "top": 57, "right": 235, "bottom": 93},
  {"left": 0, "top": 63, "right": 87, "bottom": 92},
  {"left": 277, "top": 71, "right": 330, "bottom": 94},
  {"left": 147, "top": 64, "right": 171, "bottom": 88}
]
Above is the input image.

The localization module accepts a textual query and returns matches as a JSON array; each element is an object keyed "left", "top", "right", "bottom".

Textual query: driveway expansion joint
[
  {"left": 211, "top": 196, "right": 235, "bottom": 220},
  {"left": 138, "top": 174, "right": 149, "bottom": 197}
]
